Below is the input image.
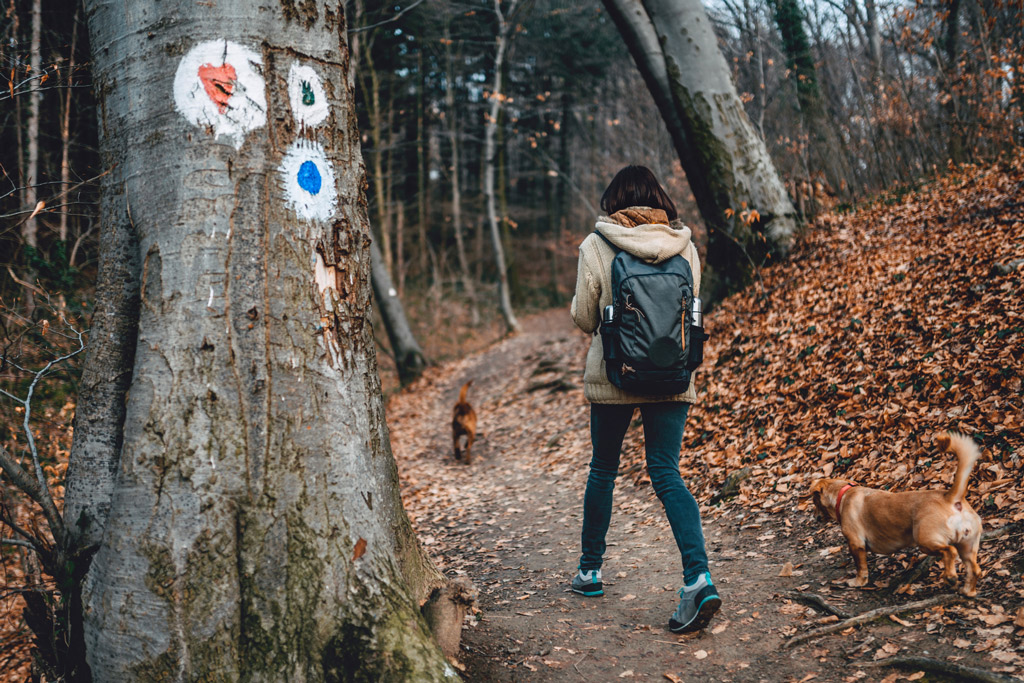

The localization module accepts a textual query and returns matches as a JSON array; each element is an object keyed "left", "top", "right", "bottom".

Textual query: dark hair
[{"left": 600, "top": 165, "right": 677, "bottom": 220}]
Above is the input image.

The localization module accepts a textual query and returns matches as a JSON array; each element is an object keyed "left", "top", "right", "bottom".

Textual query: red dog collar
[{"left": 835, "top": 483, "right": 856, "bottom": 524}]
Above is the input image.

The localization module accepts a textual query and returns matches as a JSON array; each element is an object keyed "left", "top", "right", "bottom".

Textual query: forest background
[{"left": 0, "top": 0, "right": 1022, "bottom": 678}]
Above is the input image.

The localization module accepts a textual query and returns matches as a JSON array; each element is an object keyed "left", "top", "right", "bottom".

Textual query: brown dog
[
  {"left": 809, "top": 433, "right": 982, "bottom": 596},
  {"left": 452, "top": 381, "right": 477, "bottom": 464}
]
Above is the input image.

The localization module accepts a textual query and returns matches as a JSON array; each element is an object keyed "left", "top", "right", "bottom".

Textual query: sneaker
[
  {"left": 668, "top": 572, "right": 721, "bottom": 633},
  {"left": 571, "top": 568, "right": 603, "bottom": 596}
]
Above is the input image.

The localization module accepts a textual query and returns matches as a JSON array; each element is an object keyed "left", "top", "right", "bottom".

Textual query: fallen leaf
[
  {"left": 352, "top": 537, "right": 367, "bottom": 561},
  {"left": 694, "top": 650, "right": 708, "bottom": 660},
  {"left": 977, "top": 613, "right": 1014, "bottom": 626},
  {"left": 907, "top": 673, "right": 925, "bottom": 681},
  {"left": 873, "top": 642, "right": 899, "bottom": 660},
  {"left": 621, "top": 594, "right": 637, "bottom": 601},
  {"left": 711, "top": 621, "right": 728, "bottom": 634},
  {"left": 779, "top": 562, "right": 794, "bottom": 577},
  {"left": 889, "top": 614, "right": 913, "bottom": 627},
  {"left": 1015, "top": 607, "right": 1024, "bottom": 628},
  {"left": 619, "top": 670, "right": 634, "bottom": 678},
  {"left": 953, "top": 638, "right": 972, "bottom": 649},
  {"left": 663, "top": 674, "right": 684, "bottom": 683}
]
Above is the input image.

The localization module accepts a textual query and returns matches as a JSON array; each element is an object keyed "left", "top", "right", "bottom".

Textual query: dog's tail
[
  {"left": 937, "top": 432, "right": 981, "bottom": 503},
  {"left": 458, "top": 380, "right": 473, "bottom": 404}
]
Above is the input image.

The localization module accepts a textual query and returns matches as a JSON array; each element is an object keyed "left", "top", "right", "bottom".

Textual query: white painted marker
[
  {"left": 279, "top": 139, "right": 338, "bottom": 222},
  {"left": 288, "top": 63, "right": 329, "bottom": 128},
  {"left": 174, "top": 40, "right": 266, "bottom": 149}
]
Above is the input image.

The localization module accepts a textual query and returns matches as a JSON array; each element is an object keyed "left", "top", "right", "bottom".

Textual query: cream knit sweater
[{"left": 570, "top": 208, "right": 702, "bottom": 404}]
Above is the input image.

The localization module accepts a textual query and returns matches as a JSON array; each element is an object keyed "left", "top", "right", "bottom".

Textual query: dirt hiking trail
[{"left": 387, "top": 309, "right": 1022, "bottom": 683}]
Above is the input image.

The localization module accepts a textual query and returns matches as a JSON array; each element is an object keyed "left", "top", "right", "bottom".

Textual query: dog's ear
[{"left": 810, "top": 486, "right": 829, "bottom": 520}]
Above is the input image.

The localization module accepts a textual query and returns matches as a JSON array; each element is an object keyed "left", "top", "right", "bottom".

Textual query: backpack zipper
[{"left": 623, "top": 294, "right": 646, "bottom": 319}]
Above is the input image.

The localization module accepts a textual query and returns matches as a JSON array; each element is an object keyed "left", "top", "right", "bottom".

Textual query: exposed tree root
[
  {"left": 851, "top": 656, "right": 1021, "bottom": 683},
  {"left": 783, "top": 593, "right": 962, "bottom": 649},
  {"left": 785, "top": 591, "right": 852, "bottom": 619}
]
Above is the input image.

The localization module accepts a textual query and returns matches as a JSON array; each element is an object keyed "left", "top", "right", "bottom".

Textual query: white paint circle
[
  {"left": 279, "top": 139, "right": 338, "bottom": 222},
  {"left": 173, "top": 40, "right": 266, "bottom": 149},
  {"left": 288, "top": 63, "right": 329, "bottom": 128}
]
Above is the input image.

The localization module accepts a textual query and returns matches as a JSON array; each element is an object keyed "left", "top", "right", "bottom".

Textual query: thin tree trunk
[
  {"left": 445, "top": 20, "right": 479, "bottom": 325},
  {"left": 22, "top": 0, "right": 42, "bottom": 312},
  {"left": 417, "top": 50, "right": 429, "bottom": 279},
  {"left": 370, "top": 237, "right": 426, "bottom": 384},
  {"left": 396, "top": 199, "right": 405, "bottom": 296},
  {"left": 484, "top": 0, "right": 520, "bottom": 334},
  {"left": 602, "top": 0, "right": 799, "bottom": 305},
  {"left": 59, "top": 9, "right": 79, "bottom": 247},
  {"left": 75, "top": 2, "right": 457, "bottom": 677}
]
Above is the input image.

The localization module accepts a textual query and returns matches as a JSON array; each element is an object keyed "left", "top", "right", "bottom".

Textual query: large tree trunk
[
  {"left": 484, "top": 0, "right": 520, "bottom": 334},
  {"left": 602, "top": 0, "right": 799, "bottom": 305},
  {"left": 75, "top": 1, "right": 457, "bottom": 678}
]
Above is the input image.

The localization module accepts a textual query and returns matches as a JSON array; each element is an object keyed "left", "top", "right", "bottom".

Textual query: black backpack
[{"left": 595, "top": 232, "right": 708, "bottom": 395}]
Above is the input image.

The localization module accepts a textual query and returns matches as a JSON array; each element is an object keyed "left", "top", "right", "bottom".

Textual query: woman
[{"left": 569, "top": 165, "right": 720, "bottom": 633}]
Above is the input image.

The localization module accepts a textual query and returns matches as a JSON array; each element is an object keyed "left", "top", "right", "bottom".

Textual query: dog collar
[{"left": 835, "top": 483, "right": 856, "bottom": 524}]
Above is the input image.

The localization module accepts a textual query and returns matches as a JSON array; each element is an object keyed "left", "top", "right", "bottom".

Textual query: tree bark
[
  {"left": 76, "top": 1, "right": 456, "bottom": 678},
  {"left": 602, "top": 0, "right": 799, "bottom": 305},
  {"left": 484, "top": 0, "right": 520, "bottom": 334}
]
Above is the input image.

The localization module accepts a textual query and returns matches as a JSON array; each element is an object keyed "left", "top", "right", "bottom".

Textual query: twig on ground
[
  {"left": 573, "top": 652, "right": 588, "bottom": 677},
  {"left": 785, "top": 591, "right": 853, "bottom": 619},
  {"left": 783, "top": 593, "right": 962, "bottom": 649},
  {"left": 851, "top": 656, "right": 1020, "bottom": 683}
]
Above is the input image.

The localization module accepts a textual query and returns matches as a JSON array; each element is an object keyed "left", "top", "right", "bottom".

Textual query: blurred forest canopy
[
  {"left": 2, "top": 0, "right": 1022, "bottom": 331},
  {"left": 0, "top": 0, "right": 1020, "bottom": 329}
]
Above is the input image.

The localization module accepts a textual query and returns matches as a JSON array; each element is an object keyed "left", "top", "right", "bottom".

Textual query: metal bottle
[{"left": 691, "top": 297, "right": 703, "bottom": 328}]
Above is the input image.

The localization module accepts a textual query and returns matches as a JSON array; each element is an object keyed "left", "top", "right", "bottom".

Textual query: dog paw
[
  {"left": 960, "top": 585, "right": 978, "bottom": 598},
  {"left": 847, "top": 576, "right": 869, "bottom": 588}
]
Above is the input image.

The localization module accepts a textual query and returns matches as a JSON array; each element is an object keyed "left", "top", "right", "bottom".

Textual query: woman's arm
[
  {"left": 570, "top": 239, "right": 601, "bottom": 334},
  {"left": 689, "top": 241, "right": 702, "bottom": 297}
]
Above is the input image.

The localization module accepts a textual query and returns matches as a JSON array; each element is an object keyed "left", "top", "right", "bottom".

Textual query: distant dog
[
  {"left": 452, "top": 381, "right": 477, "bottom": 464},
  {"left": 809, "top": 433, "right": 983, "bottom": 596}
]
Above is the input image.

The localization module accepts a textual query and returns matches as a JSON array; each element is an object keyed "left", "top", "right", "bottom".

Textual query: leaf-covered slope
[{"left": 680, "top": 153, "right": 1023, "bottom": 518}]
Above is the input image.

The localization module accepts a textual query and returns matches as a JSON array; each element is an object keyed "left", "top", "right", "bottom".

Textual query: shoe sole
[
  {"left": 668, "top": 595, "right": 721, "bottom": 633},
  {"left": 571, "top": 587, "right": 604, "bottom": 597}
]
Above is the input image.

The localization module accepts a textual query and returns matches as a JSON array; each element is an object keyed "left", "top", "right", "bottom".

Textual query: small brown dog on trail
[
  {"left": 452, "top": 381, "right": 477, "bottom": 464},
  {"left": 809, "top": 433, "right": 983, "bottom": 596}
]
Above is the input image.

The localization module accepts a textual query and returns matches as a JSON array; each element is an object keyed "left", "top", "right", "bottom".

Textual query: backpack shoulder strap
[{"left": 593, "top": 230, "right": 618, "bottom": 252}]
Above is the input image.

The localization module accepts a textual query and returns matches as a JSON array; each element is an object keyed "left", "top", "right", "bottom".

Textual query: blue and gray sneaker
[
  {"left": 668, "top": 572, "right": 721, "bottom": 633},
  {"left": 571, "top": 568, "right": 603, "bottom": 596}
]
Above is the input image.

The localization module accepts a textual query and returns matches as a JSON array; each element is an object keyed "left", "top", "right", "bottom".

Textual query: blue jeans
[{"left": 579, "top": 402, "right": 709, "bottom": 584}]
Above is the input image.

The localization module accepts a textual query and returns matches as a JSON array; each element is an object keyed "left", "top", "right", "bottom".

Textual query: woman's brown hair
[{"left": 600, "top": 165, "right": 677, "bottom": 220}]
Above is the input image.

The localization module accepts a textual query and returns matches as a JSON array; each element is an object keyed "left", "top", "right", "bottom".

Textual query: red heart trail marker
[{"left": 198, "top": 62, "right": 237, "bottom": 114}]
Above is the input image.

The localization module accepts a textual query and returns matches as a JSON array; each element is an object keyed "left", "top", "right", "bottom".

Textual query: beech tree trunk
[
  {"left": 73, "top": 1, "right": 456, "bottom": 678},
  {"left": 602, "top": 0, "right": 799, "bottom": 304},
  {"left": 484, "top": 0, "right": 520, "bottom": 334}
]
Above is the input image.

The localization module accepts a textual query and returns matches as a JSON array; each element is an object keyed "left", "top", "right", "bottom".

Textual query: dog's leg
[
  {"left": 919, "top": 537, "right": 958, "bottom": 585},
  {"left": 453, "top": 433, "right": 462, "bottom": 460},
  {"left": 846, "top": 540, "right": 870, "bottom": 587},
  {"left": 955, "top": 536, "right": 981, "bottom": 597},
  {"left": 464, "top": 432, "right": 474, "bottom": 465}
]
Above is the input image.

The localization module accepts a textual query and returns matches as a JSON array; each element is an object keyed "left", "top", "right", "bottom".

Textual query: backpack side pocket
[{"left": 686, "top": 325, "right": 709, "bottom": 371}]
